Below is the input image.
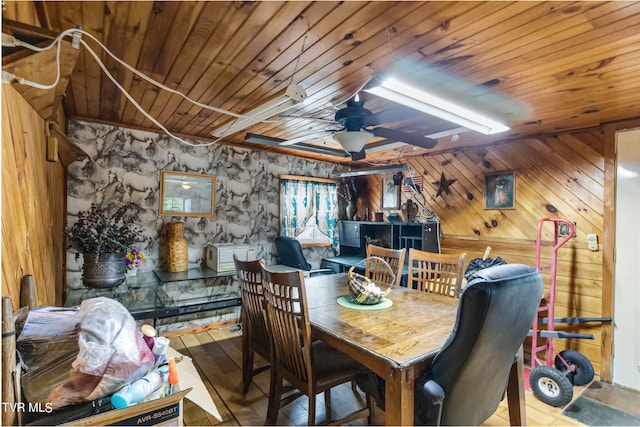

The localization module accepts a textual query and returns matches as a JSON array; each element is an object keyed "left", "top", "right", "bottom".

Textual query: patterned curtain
[
  {"left": 281, "top": 179, "right": 314, "bottom": 236},
  {"left": 314, "top": 181, "right": 339, "bottom": 250},
  {"left": 280, "top": 178, "right": 339, "bottom": 250}
]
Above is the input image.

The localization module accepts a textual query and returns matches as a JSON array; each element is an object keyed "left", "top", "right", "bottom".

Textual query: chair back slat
[
  {"left": 366, "top": 244, "right": 406, "bottom": 287},
  {"left": 408, "top": 249, "right": 467, "bottom": 297},
  {"left": 235, "top": 256, "right": 271, "bottom": 357},
  {"left": 262, "top": 266, "right": 313, "bottom": 384}
]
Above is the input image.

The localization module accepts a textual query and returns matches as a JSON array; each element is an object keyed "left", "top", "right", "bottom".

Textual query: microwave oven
[{"left": 205, "top": 243, "right": 256, "bottom": 272}]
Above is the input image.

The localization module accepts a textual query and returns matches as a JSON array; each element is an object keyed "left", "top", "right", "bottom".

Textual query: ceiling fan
[{"left": 277, "top": 96, "right": 439, "bottom": 160}]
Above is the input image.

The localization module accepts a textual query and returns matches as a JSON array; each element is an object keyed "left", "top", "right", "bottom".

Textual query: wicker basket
[
  {"left": 347, "top": 256, "right": 395, "bottom": 305},
  {"left": 166, "top": 222, "right": 188, "bottom": 272}
]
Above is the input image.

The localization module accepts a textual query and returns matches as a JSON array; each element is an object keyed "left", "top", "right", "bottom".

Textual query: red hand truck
[{"left": 528, "top": 218, "right": 597, "bottom": 407}]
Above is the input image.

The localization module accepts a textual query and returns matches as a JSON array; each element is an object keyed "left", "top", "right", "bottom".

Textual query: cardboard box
[
  {"left": 63, "top": 347, "right": 221, "bottom": 426},
  {"left": 63, "top": 389, "right": 191, "bottom": 426}
]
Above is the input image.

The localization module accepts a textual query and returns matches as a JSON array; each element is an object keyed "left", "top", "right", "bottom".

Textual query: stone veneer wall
[{"left": 66, "top": 119, "right": 338, "bottom": 330}]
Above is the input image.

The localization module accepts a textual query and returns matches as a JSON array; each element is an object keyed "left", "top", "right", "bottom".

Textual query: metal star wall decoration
[{"left": 432, "top": 172, "right": 457, "bottom": 198}]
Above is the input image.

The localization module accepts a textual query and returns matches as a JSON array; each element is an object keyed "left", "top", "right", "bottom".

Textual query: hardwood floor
[{"left": 169, "top": 326, "right": 587, "bottom": 426}]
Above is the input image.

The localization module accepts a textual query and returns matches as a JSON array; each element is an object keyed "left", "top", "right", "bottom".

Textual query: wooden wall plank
[
  {"left": 360, "top": 128, "right": 606, "bottom": 372},
  {"left": 1, "top": 85, "right": 66, "bottom": 308}
]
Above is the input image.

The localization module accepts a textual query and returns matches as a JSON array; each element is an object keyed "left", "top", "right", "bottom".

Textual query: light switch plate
[{"left": 587, "top": 233, "right": 598, "bottom": 251}]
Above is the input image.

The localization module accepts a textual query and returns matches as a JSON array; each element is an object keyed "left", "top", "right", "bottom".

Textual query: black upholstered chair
[
  {"left": 274, "top": 236, "right": 333, "bottom": 276},
  {"left": 357, "top": 263, "right": 543, "bottom": 426}
]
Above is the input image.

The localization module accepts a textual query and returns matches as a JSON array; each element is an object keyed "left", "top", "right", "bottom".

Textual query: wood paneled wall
[
  {"left": 363, "top": 129, "right": 606, "bottom": 373},
  {"left": 1, "top": 85, "right": 66, "bottom": 309}
]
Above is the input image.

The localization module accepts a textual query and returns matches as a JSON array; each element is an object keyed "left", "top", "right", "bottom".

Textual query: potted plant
[{"left": 67, "top": 203, "right": 143, "bottom": 288}]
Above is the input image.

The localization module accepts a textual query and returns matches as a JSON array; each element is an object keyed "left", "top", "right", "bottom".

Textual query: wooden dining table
[{"left": 304, "top": 273, "right": 526, "bottom": 426}]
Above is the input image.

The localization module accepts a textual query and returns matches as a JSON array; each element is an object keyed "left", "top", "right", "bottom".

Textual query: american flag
[{"left": 403, "top": 176, "right": 423, "bottom": 192}]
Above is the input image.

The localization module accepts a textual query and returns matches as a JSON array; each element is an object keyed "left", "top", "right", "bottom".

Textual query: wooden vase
[{"left": 166, "top": 222, "right": 188, "bottom": 272}]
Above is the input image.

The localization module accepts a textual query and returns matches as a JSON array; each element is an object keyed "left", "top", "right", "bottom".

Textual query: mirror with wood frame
[{"left": 159, "top": 170, "right": 216, "bottom": 217}]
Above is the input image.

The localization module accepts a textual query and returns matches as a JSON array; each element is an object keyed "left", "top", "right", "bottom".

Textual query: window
[
  {"left": 279, "top": 175, "right": 339, "bottom": 248},
  {"left": 296, "top": 215, "right": 330, "bottom": 244}
]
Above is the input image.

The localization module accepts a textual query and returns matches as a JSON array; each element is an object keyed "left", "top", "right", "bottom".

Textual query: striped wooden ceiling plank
[
  {"left": 153, "top": 2, "right": 257, "bottom": 127},
  {"left": 415, "top": 1, "right": 543, "bottom": 67},
  {"left": 121, "top": 1, "right": 192, "bottom": 125},
  {"left": 57, "top": 2, "right": 92, "bottom": 119},
  {"left": 182, "top": 1, "right": 341, "bottom": 136},
  {"left": 131, "top": 2, "right": 206, "bottom": 126},
  {"left": 470, "top": 4, "right": 640, "bottom": 87},
  {"left": 439, "top": 3, "right": 592, "bottom": 77},
  {"left": 520, "top": 77, "right": 640, "bottom": 120},
  {"left": 79, "top": 1, "right": 105, "bottom": 120},
  {"left": 167, "top": 1, "right": 294, "bottom": 131},
  {"left": 157, "top": 2, "right": 263, "bottom": 129},
  {"left": 212, "top": 2, "right": 431, "bottom": 141},
  {"left": 166, "top": 1, "right": 312, "bottom": 133},
  {"left": 197, "top": 1, "right": 407, "bottom": 139},
  {"left": 449, "top": 3, "right": 640, "bottom": 94},
  {"left": 46, "top": 2, "right": 79, "bottom": 117},
  {"left": 244, "top": 2, "right": 482, "bottom": 142},
  {"left": 99, "top": 1, "right": 136, "bottom": 122},
  {"left": 185, "top": 1, "right": 394, "bottom": 136},
  {"left": 144, "top": 4, "right": 231, "bottom": 130},
  {"left": 502, "top": 49, "right": 640, "bottom": 102},
  {"left": 113, "top": 1, "right": 156, "bottom": 122}
]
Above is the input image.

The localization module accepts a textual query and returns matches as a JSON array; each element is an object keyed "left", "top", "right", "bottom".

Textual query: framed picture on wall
[
  {"left": 381, "top": 175, "right": 400, "bottom": 210},
  {"left": 484, "top": 171, "right": 515, "bottom": 209}
]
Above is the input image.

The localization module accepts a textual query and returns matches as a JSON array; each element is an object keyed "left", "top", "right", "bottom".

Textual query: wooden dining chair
[
  {"left": 365, "top": 244, "right": 406, "bottom": 288},
  {"left": 407, "top": 248, "right": 467, "bottom": 297},
  {"left": 234, "top": 254, "right": 271, "bottom": 394},
  {"left": 260, "top": 262, "right": 371, "bottom": 426}
]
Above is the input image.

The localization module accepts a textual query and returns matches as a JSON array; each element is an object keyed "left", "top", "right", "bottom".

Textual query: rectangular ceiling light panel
[{"left": 365, "top": 78, "right": 509, "bottom": 135}]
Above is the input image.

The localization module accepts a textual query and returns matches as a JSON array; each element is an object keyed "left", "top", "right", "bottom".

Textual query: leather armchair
[
  {"left": 356, "top": 263, "right": 543, "bottom": 426},
  {"left": 414, "top": 263, "right": 543, "bottom": 425}
]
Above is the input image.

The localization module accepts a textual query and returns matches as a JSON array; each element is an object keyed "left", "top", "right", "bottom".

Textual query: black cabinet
[{"left": 338, "top": 221, "right": 440, "bottom": 256}]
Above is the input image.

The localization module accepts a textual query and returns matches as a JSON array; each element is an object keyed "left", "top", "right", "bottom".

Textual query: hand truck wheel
[
  {"left": 530, "top": 365, "right": 573, "bottom": 407},
  {"left": 554, "top": 349, "right": 595, "bottom": 386}
]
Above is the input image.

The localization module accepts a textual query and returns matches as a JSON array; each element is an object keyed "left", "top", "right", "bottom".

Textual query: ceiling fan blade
[
  {"left": 364, "top": 106, "right": 423, "bottom": 126},
  {"left": 371, "top": 127, "right": 438, "bottom": 149}
]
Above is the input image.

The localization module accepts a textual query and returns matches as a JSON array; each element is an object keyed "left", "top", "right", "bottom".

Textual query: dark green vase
[{"left": 82, "top": 252, "right": 127, "bottom": 288}]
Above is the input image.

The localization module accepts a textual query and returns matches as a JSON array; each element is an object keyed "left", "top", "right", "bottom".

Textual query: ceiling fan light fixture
[
  {"left": 365, "top": 77, "right": 509, "bottom": 135},
  {"left": 211, "top": 85, "right": 307, "bottom": 137},
  {"left": 333, "top": 130, "right": 372, "bottom": 152}
]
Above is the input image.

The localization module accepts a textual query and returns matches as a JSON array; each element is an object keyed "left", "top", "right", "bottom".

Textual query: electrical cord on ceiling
[{"left": 2, "top": 28, "right": 298, "bottom": 147}]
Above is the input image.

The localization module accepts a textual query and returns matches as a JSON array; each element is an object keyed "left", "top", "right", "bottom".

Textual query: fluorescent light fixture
[
  {"left": 365, "top": 77, "right": 509, "bottom": 135},
  {"left": 332, "top": 130, "right": 372, "bottom": 152},
  {"left": 211, "top": 85, "right": 307, "bottom": 137},
  {"left": 333, "top": 164, "right": 409, "bottom": 178}
]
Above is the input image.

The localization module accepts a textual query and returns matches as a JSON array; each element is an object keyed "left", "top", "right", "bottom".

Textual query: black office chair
[
  {"left": 274, "top": 236, "right": 333, "bottom": 276},
  {"left": 357, "top": 263, "right": 543, "bottom": 426}
]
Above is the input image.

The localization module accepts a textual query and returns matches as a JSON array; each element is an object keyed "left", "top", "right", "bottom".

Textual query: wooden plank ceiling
[{"left": 3, "top": 1, "right": 640, "bottom": 165}]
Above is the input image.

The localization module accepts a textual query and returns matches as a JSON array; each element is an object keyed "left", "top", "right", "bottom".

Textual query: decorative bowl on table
[
  {"left": 387, "top": 213, "right": 400, "bottom": 223},
  {"left": 347, "top": 256, "right": 395, "bottom": 305}
]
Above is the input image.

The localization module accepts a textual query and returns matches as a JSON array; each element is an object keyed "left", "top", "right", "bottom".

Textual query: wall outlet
[{"left": 587, "top": 233, "right": 598, "bottom": 251}]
